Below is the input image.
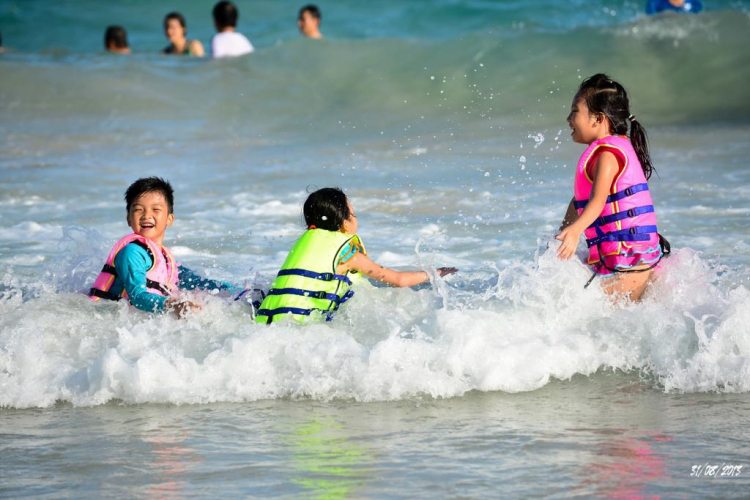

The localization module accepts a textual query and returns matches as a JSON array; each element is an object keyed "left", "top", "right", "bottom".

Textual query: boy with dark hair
[
  {"left": 88, "top": 177, "right": 238, "bottom": 316},
  {"left": 104, "top": 25, "right": 130, "bottom": 54},
  {"left": 297, "top": 4, "right": 323, "bottom": 39},
  {"left": 211, "top": 1, "right": 254, "bottom": 58}
]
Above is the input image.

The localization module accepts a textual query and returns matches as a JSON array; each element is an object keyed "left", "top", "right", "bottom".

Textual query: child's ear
[
  {"left": 167, "top": 213, "right": 174, "bottom": 227},
  {"left": 341, "top": 217, "right": 353, "bottom": 234}
]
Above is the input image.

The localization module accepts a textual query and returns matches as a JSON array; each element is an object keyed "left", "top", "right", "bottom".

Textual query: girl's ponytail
[{"left": 629, "top": 117, "right": 654, "bottom": 180}]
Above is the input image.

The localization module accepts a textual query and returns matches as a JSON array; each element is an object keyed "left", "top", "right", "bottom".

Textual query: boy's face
[{"left": 126, "top": 191, "right": 174, "bottom": 246}]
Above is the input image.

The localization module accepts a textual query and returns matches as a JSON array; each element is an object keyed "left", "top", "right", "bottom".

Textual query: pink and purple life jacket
[
  {"left": 88, "top": 233, "right": 178, "bottom": 302},
  {"left": 574, "top": 135, "right": 661, "bottom": 273}
]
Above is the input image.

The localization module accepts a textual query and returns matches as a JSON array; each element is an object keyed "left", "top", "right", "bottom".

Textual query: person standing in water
[
  {"left": 646, "top": 0, "right": 703, "bottom": 14},
  {"left": 557, "top": 74, "right": 668, "bottom": 301},
  {"left": 298, "top": 5, "right": 323, "bottom": 39},
  {"left": 162, "top": 12, "right": 205, "bottom": 57},
  {"left": 104, "top": 26, "right": 130, "bottom": 54},
  {"left": 211, "top": 1, "right": 254, "bottom": 58}
]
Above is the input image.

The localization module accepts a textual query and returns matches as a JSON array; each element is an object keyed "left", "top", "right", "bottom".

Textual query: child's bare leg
[{"left": 601, "top": 266, "right": 653, "bottom": 302}]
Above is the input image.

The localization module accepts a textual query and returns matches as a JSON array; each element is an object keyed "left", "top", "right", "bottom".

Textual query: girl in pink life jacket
[
  {"left": 88, "top": 177, "right": 238, "bottom": 316},
  {"left": 556, "top": 74, "right": 669, "bottom": 301}
]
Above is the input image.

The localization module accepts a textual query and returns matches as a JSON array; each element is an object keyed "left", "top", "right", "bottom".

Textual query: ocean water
[{"left": 2, "top": 0, "right": 750, "bottom": 497}]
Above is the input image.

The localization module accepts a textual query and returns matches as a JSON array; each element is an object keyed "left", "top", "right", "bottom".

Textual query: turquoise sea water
[{"left": 2, "top": 0, "right": 750, "bottom": 497}]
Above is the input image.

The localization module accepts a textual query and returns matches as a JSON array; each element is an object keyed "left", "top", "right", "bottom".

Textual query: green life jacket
[{"left": 255, "top": 229, "right": 365, "bottom": 324}]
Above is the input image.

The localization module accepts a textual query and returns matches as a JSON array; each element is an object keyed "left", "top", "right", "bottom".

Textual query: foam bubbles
[{"left": 2, "top": 243, "right": 749, "bottom": 409}]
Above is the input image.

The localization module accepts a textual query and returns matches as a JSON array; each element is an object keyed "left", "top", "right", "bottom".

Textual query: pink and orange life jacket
[
  {"left": 88, "top": 233, "right": 178, "bottom": 302},
  {"left": 573, "top": 135, "right": 660, "bottom": 268}
]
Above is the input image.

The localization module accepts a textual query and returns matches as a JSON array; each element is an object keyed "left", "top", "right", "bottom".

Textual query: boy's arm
[
  {"left": 341, "top": 253, "right": 456, "bottom": 288},
  {"left": 178, "top": 265, "right": 240, "bottom": 294},
  {"left": 113, "top": 244, "right": 168, "bottom": 313}
]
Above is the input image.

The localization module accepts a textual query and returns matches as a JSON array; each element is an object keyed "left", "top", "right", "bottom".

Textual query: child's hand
[
  {"left": 436, "top": 267, "right": 458, "bottom": 277},
  {"left": 166, "top": 298, "right": 203, "bottom": 318},
  {"left": 556, "top": 226, "right": 582, "bottom": 260}
]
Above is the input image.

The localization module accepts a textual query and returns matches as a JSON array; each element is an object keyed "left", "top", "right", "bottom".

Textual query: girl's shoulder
[{"left": 337, "top": 234, "right": 366, "bottom": 266}]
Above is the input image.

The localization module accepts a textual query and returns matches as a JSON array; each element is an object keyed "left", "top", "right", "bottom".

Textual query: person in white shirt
[{"left": 211, "top": 1, "right": 254, "bottom": 58}]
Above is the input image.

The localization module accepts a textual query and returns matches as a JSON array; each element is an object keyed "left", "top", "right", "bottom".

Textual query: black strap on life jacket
[{"left": 88, "top": 287, "right": 123, "bottom": 301}]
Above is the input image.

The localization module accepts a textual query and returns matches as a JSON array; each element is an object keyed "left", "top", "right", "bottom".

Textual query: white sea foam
[{"left": 1, "top": 243, "right": 748, "bottom": 409}]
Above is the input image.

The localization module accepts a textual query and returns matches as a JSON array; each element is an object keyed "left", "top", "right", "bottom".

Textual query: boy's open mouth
[{"left": 140, "top": 222, "right": 155, "bottom": 229}]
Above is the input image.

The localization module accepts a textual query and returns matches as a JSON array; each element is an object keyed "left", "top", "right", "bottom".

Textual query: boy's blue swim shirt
[{"left": 111, "top": 243, "right": 238, "bottom": 312}]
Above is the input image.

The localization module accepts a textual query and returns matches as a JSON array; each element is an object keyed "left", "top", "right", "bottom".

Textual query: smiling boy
[{"left": 88, "top": 177, "right": 237, "bottom": 316}]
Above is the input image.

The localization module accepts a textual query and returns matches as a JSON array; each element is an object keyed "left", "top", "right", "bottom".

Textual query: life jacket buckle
[
  {"left": 624, "top": 187, "right": 633, "bottom": 196},
  {"left": 627, "top": 209, "right": 635, "bottom": 217},
  {"left": 319, "top": 272, "right": 333, "bottom": 281},
  {"left": 629, "top": 227, "right": 637, "bottom": 234}
]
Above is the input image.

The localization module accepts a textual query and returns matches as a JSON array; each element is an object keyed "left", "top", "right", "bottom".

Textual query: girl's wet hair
[
  {"left": 575, "top": 73, "right": 655, "bottom": 179},
  {"left": 303, "top": 187, "right": 350, "bottom": 231}
]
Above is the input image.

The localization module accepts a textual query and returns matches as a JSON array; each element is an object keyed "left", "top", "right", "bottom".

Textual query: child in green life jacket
[{"left": 255, "top": 187, "right": 457, "bottom": 324}]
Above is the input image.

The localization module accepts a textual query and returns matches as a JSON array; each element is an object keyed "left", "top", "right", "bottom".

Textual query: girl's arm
[
  {"left": 556, "top": 151, "right": 619, "bottom": 260},
  {"left": 559, "top": 198, "right": 579, "bottom": 231},
  {"left": 339, "top": 252, "right": 457, "bottom": 288}
]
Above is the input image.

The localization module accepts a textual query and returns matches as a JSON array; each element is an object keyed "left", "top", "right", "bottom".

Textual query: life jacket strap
[
  {"left": 264, "top": 286, "right": 355, "bottom": 310},
  {"left": 337, "top": 289, "right": 355, "bottom": 306},
  {"left": 277, "top": 268, "right": 353, "bottom": 286},
  {"left": 266, "top": 287, "right": 342, "bottom": 303},
  {"left": 256, "top": 307, "right": 335, "bottom": 322},
  {"left": 146, "top": 279, "right": 171, "bottom": 296},
  {"left": 88, "top": 288, "right": 122, "bottom": 301},
  {"left": 101, "top": 263, "right": 118, "bottom": 276},
  {"left": 589, "top": 205, "right": 655, "bottom": 228},
  {"left": 574, "top": 183, "right": 650, "bottom": 210},
  {"left": 586, "top": 225, "right": 659, "bottom": 248}
]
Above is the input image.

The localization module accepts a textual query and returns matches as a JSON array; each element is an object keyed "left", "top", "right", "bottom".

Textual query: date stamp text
[{"left": 690, "top": 463, "right": 742, "bottom": 478}]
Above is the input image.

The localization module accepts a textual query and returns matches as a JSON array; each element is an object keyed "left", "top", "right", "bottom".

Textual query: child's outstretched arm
[
  {"left": 178, "top": 265, "right": 240, "bottom": 294},
  {"left": 556, "top": 151, "right": 619, "bottom": 260},
  {"left": 340, "top": 252, "right": 457, "bottom": 288},
  {"left": 113, "top": 244, "right": 202, "bottom": 317}
]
